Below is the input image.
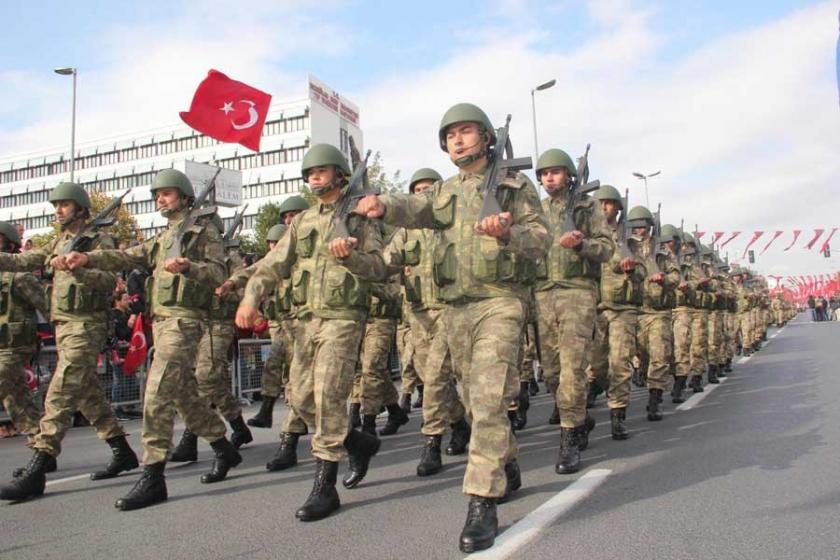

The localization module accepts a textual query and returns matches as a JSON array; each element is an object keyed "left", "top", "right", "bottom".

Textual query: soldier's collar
[
  {"left": 458, "top": 161, "right": 489, "bottom": 181},
  {"left": 167, "top": 209, "right": 190, "bottom": 226},
  {"left": 318, "top": 201, "right": 336, "bottom": 214}
]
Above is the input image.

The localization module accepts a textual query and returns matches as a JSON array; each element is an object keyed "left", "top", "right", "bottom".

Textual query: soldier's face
[
  {"left": 307, "top": 166, "right": 337, "bottom": 190},
  {"left": 154, "top": 188, "right": 183, "bottom": 213},
  {"left": 53, "top": 200, "right": 77, "bottom": 222},
  {"left": 445, "top": 122, "right": 485, "bottom": 161},
  {"left": 600, "top": 200, "right": 619, "bottom": 221},
  {"left": 540, "top": 167, "right": 570, "bottom": 195},
  {"left": 268, "top": 240, "right": 277, "bottom": 250},
  {"left": 282, "top": 210, "right": 303, "bottom": 226},
  {"left": 632, "top": 226, "right": 649, "bottom": 238},
  {"left": 413, "top": 180, "right": 435, "bottom": 195}
]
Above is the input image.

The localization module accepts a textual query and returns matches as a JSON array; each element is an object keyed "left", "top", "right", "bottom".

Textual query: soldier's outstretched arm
[
  {"left": 662, "top": 258, "right": 681, "bottom": 289},
  {"left": 335, "top": 218, "right": 387, "bottom": 283},
  {"left": 14, "top": 273, "right": 49, "bottom": 317},
  {"left": 577, "top": 201, "right": 615, "bottom": 264},
  {"left": 85, "top": 238, "right": 153, "bottom": 273},
  {"left": 504, "top": 179, "right": 550, "bottom": 261},
  {"left": 0, "top": 244, "right": 50, "bottom": 272},
  {"left": 383, "top": 227, "right": 407, "bottom": 275},
  {"left": 378, "top": 189, "right": 437, "bottom": 230},
  {"left": 240, "top": 224, "right": 297, "bottom": 309},
  {"left": 70, "top": 234, "right": 118, "bottom": 292}
]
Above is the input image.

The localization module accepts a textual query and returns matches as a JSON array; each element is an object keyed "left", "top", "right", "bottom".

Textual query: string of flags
[{"left": 695, "top": 228, "right": 837, "bottom": 259}]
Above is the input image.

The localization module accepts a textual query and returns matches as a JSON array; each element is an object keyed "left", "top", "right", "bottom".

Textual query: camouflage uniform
[
  {"left": 673, "top": 256, "right": 700, "bottom": 380},
  {"left": 637, "top": 242, "right": 680, "bottom": 392},
  {"left": 380, "top": 164, "right": 549, "bottom": 498},
  {"left": 85, "top": 209, "right": 229, "bottom": 465},
  {"left": 395, "top": 305, "right": 421, "bottom": 398},
  {"left": 0, "top": 231, "right": 125, "bottom": 457},
  {"left": 0, "top": 271, "right": 49, "bottom": 441}
]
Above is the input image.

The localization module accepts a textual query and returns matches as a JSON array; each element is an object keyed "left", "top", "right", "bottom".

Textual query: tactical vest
[
  {"left": 401, "top": 229, "right": 440, "bottom": 306},
  {"left": 289, "top": 211, "right": 371, "bottom": 313},
  {"left": 427, "top": 173, "right": 536, "bottom": 302},
  {"left": 49, "top": 231, "right": 111, "bottom": 316},
  {"left": 210, "top": 256, "right": 243, "bottom": 321},
  {"left": 536, "top": 196, "right": 600, "bottom": 286},
  {"left": 263, "top": 284, "right": 292, "bottom": 322},
  {"left": 0, "top": 272, "right": 37, "bottom": 348},
  {"left": 599, "top": 228, "right": 642, "bottom": 307},
  {"left": 146, "top": 223, "right": 214, "bottom": 313}
]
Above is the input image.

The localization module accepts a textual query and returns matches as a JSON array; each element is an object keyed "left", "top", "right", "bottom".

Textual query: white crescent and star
[
  {"left": 219, "top": 100, "right": 259, "bottom": 130},
  {"left": 129, "top": 330, "right": 146, "bottom": 352}
]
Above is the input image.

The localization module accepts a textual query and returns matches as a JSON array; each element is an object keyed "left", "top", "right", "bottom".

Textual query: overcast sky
[{"left": 1, "top": 0, "right": 838, "bottom": 285}]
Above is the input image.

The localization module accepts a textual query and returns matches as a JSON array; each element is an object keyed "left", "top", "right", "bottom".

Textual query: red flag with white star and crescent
[{"left": 179, "top": 69, "right": 272, "bottom": 152}]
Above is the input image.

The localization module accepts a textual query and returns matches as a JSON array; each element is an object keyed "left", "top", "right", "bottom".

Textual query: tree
[
  {"left": 366, "top": 151, "right": 406, "bottom": 193},
  {"left": 30, "top": 190, "right": 141, "bottom": 248},
  {"left": 244, "top": 201, "right": 283, "bottom": 257}
]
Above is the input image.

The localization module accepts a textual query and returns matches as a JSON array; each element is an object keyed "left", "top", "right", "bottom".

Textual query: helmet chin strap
[{"left": 451, "top": 133, "right": 491, "bottom": 168}]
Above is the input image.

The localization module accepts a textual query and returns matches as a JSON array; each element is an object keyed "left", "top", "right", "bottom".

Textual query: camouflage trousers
[
  {"left": 34, "top": 321, "right": 124, "bottom": 457},
  {"left": 519, "top": 322, "right": 537, "bottom": 384},
  {"left": 637, "top": 309, "right": 673, "bottom": 391},
  {"left": 352, "top": 318, "right": 399, "bottom": 415},
  {"left": 276, "top": 319, "right": 307, "bottom": 434},
  {"left": 736, "top": 311, "right": 753, "bottom": 350},
  {"left": 142, "top": 317, "right": 226, "bottom": 465},
  {"left": 194, "top": 321, "right": 240, "bottom": 422},
  {"left": 396, "top": 321, "right": 421, "bottom": 395},
  {"left": 724, "top": 312, "right": 737, "bottom": 361},
  {"left": 537, "top": 287, "right": 597, "bottom": 429},
  {"left": 444, "top": 297, "right": 521, "bottom": 498},
  {"left": 262, "top": 321, "right": 291, "bottom": 399},
  {"left": 775, "top": 310, "right": 785, "bottom": 325},
  {"left": 288, "top": 316, "right": 362, "bottom": 462},
  {"left": 689, "top": 310, "right": 709, "bottom": 375},
  {"left": 0, "top": 347, "right": 40, "bottom": 440},
  {"left": 751, "top": 309, "right": 762, "bottom": 344},
  {"left": 589, "top": 307, "right": 637, "bottom": 409},
  {"left": 412, "top": 307, "right": 464, "bottom": 437},
  {"left": 707, "top": 311, "right": 725, "bottom": 367},
  {"left": 672, "top": 308, "right": 693, "bottom": 378}
]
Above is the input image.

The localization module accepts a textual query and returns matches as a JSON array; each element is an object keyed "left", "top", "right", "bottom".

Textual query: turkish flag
[
  {"left": 123, "top": 314, "right": 148, "bottom": 376},
  {"left": 180, "top": 69, "right": 272, "bottom": 152}
]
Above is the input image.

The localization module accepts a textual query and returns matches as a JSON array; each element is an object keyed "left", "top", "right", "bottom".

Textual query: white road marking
[
  {"left": 45, "top": 461, "right": 194, "bottom": 487},
  {"left": 470, "top": 469, "right": 612, "bottom": 560},
  {"left": 676, "top": 377, "right": 727, "bottom": 411}
]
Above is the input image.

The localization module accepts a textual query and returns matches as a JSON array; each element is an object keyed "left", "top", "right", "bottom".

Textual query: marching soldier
[
  {"left": 355, "top": 103, "right": 549, "bottom": 552},
  {"left": 57, "top": 170, "right": 242, "bottom": 510},
  {"left": 235, "top": 144, "right": 387, "bottom": 522},
  {"left": 700, "top": 245, "right": 722, "bottom": 385},
  {"left": 684, "top": 235, "right": 711, "bottom": 393},
  {"left": 671, "top": 232, "right": 700, "bottom": 403},
  {"left": 0, "top": 182, "right": 139, "bottom": 503},
  {"left": 395, "top": 305, "right": 421, "bottom": 413}
]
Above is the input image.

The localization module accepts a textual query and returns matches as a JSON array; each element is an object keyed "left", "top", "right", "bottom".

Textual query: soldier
[
  {"left": 771, "top": 292, "right": 785, "bottom": 326},
  {"left": 719, "top": 262, "right": 738, "bottom": 375},
  {"left": 395, "top": 304, "right": 420, "bottom": 414},
  {"left": 168, "top": 216, "right": 253, "bottom": 464},
  {"left": 57, "top": 170, "right": 242, "bottom": 510},
  {"left": 235, "top": 144, "right": 386, "bottom": 522},
  {"left": 699, "top": 246, "right": 722, "bottom": 385},
  {"left": 355, "top": 103, "right": 549, "bottom": 552},
  {"left": 532, "top": 149, "right": 614, "bottom": 473},
  {"left": 247, "top": 195, "right": 310, "bottom": 428},
  {"left": 385, "top": 167, "right": 471, "bottom": 478},
  {"left": 0, "top": 222, "right": 47, "bottom": 447},
  {"left": 671, "top": 232, "right": 701, "bottom": 403},
  {"left": 732, "top": 268, "right": 753, "bottom": 356},
  {"left": 588, "top": 188, "right": 643, "bottom": 440},
  {"left": 0, "top": 183, "right": 139, "bottom": 503},
  {"left": 684, "top": 235, "right": 711, "bottom": 393}
]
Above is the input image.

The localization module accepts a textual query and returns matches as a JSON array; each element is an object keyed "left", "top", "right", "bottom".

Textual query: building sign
[
  {"left": 308, "top": 74, "right": 360, "bottom": 126},
  {"left": 182, "top": 161, "right": 242, "bottom": 208}
]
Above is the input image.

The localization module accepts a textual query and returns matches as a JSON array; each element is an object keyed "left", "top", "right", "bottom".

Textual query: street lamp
[
  {"left": 530, "top": 78, "right": 556, "bottom": 159},
  {"left": 632, "top": 170, "right": 661, "bottom": 208},
  {"left": 54, "top": 66, "right": 77, "bottom": 182}
]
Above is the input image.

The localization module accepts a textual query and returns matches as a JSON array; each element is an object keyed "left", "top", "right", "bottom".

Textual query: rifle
[
  {"left": 222, "top": 203, "right": 249, "bottom": 250},
  {"left": 331, "top": 149, "right": 376, "bottom": 240},
  {"left": 477, "top": 114, "right": 533, "bottom": 222},
  {"left": 617, "top": 188, "right": 634, "bottom": 260},
  {"left": 693, "top": 224, "right": 702, "bottom": 267},
  {"left": 60, "top": 187, "right": 133, "bottom": 254},
  {"left": 563, "top": 144, "right": 601, "bottom": 232},
  {"left": 166, "top": 168, "right": 221, "bottom": 258},
  {"left": 650, "top": 202, "right": 664, "bottom": 272}
]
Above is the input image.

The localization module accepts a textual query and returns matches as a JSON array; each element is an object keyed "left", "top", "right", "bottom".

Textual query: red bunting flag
[
  {"left": 820, "top": 227, "right": 837, "bottom": 252},
  {"left": 759, "top": 230, "right": 784, "bottom": 255},
  {"left": 123, "top": 314, "right": 148, "bottom": 376},
  {"left": 695, "top": 232, "right": 705, "bottom": 240},
  {"left": 741, "top": 231, "right": 764, "bottom": 259},
  {"left": 719, "top": 231, "right": 742, "bottom": 248},
  {"left": 783, "top": 230, "right": 802, "bottom": 251},
  {"left": 179, "top": 69, "right": 272, "bottom": 152},
  {"left": 711, "top": 232, "right": 725, "bottom": 245},
  {"left": 804, "top": 229, "right": 825, "bottom": 250}
]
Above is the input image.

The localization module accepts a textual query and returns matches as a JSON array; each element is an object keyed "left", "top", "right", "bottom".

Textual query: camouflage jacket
[
  {"left": 386, "top": 227, "right": 445, "bottom": 311},
  {"left": 598, "top": 223, "right": 644, "bottom": 311},
  {"left": 637, "top": 238, "right": 680, "bottom": 312}
]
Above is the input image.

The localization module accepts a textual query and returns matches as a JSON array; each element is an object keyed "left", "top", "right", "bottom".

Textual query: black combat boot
[
  {"left": 416, "top": 434, "right": 443, "bottom": 476},
  {"left": 555, "top": 427, "right": 580, "bottom": 475},
  {"left": 586, "top": 383, "right": 600, "bottom": 408},
  {"left": 399, "top": 393, "right": 412, "bottom": 415},
  {"left": 631, "top": 366, "right": 646, "bottom": 387},
  {"left": 91, "top": 435, "right": 140, "bottom": 480},
  {"left": 717, "top": 362, "right": 728, "bottom": 377},
  {"left": 349, "top": 403, "right": 361, "bottom": 428},
  {"left": 13, "top": 454, "right": 56, "bottom": 478},
  {"left": 548, "top": 405, "right": 561, "bottom": 425},
  {"left": 0, "top": 451, "right": 50, "bottom": 501},
  {"left": 445, "top": 418, "right": 471, "bottom": 456},
  {"left": 690, "top": 375, "right": 704, "bottom": 393},
  {"left": 115, "top": 462, "right": 167, "bottom": 511},
  {"left": 296, "top": 459, "right": 340, "bottom": 521},
  {"left": 513, "top": 382, "right": 529, "bottom": 430},
  {"left": 247, "top": 396, "right": 276, "bottom": 428},
  {"left": 200, "top": 438, "right": 242, "bottom": 484},
  {"left": 577, "top": 412, "right": 596, "bottom": 451},
  {"left": 229, "top": 415, "right": 254, "bottom": 449},
  {"left": 528, "top": 379, "right": 539, "bottom": 396},
  {"left": 169, "top": 429, "right": 198, "bottom": 462},
  {"left": 412, "top": 385, "right": 424, "bottom": 409},
  {"left": 361, "top": 414, "right": 378, "bottom": 436},
  {"left": 707, "top": 364, "right": 720, "bottom": 384},
  {"left": 671, "top": 376, "right": 687, "bottom": 404},
  {"left": 459, "top": 496, "right": 498, "bottom": 553},
  {"left": 342, "top": 429, "right": 381, "bottom": 489},
  {"left": 647, "top": 388, "right": 664, "bottom": 421},
  {"left": 497, "top": 459, "right": 522, "bottom": 504},
  {"left": 266, "top": 432, "right": 300, "bottom": 471},
  {"left": 610, "top": 408, "right": 630, "bottom": 440},
  {"left": 379, "top": 404, "right": 409, "bottom": 436}
]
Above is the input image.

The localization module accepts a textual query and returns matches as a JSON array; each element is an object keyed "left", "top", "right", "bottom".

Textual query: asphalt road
[{"left": 1, "top": 313, "right": 838, "bottom": 560}]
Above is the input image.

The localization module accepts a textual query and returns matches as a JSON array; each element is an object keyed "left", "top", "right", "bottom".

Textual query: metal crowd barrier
[{"left": 234, "top": 338, "right": 272, "bottom": 403}]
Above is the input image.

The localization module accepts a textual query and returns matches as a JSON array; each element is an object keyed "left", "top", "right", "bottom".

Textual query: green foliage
[
  {"left": 29, "top": 190, "right": 141, "bottom": 248},
  {"left": 367, "top": 151, "right": 406, "bottom": 193},
  {"left": 248, "top": 201, "right": 283, "bottom": 256}
]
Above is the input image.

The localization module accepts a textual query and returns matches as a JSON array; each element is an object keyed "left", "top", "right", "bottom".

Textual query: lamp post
[
  {"left": 530, "top": 78, "right": 556, "bottom": 159},
  {"left": 632, "top": 170, "right": 661, "bottom": 208},
  {"left": 54, "top": 67, "right": 77, "bottom": 182}
]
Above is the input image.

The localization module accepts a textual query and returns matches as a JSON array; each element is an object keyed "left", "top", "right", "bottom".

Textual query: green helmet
[
  {"left": 661, "top": 224, "right": 680, "bottom": 242},
  {"left": 301, "top": 144, "right": 351, "bottom": 179},
  {"left": 266, "top": 223, "right": 287, "bottom": 242},
  {"left": 438, "top": 103, "right": 495, "bottom": 151},
  {"left": 278, "top": 195, "right": 310, "bottom": 217},
  {"left": 682, "top": 232, "right": 697, "bottom": 246},
  {"left": 535, "top": 149, "right": 576, "bottom": 180},
  {"left": 409, "top": 168, "right": 443, "bottom": 192},
  {"left": 150, "top": 169, "right": 194, "bottom": 198},
  {"left": 49, "top": 182, "right": 90, "bottom": 209},
  {"left": 594, "top": 184, "right": 623, "bottom": 208},
  {"left": 627, "top": 205, "right": 654, "bottom": 224},
  {"left": 0, "top": 221, "right": 21, "bottom": 247}
]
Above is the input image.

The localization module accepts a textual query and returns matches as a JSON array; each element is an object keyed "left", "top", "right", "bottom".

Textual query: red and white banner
[
  {"left": 759, "top": 231, "right": 784, "bottom": 255},
  {"left": 741, "top": 231, "right": 764, "bottom": 259}
]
